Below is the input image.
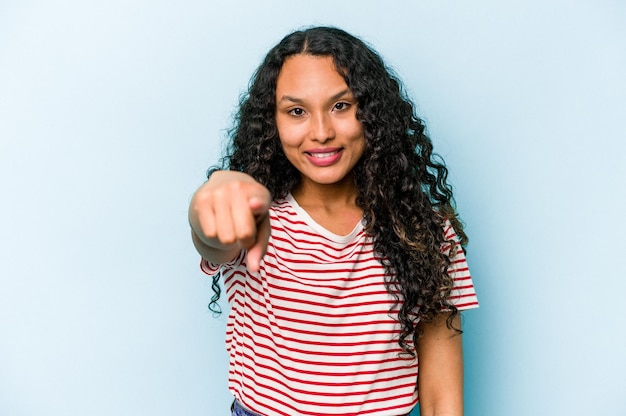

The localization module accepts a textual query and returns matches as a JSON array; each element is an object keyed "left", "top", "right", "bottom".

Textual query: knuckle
[{"left": 219, "top": 232, "right": 236, "bottom": 245}]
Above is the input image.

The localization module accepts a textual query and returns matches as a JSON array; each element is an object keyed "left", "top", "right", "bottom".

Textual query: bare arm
[
  {"left": 188, "top": 170, "right": 272, "bottom": 272},
  {"left": 417, "top": 312, "right": 464, "bottom": 416}
]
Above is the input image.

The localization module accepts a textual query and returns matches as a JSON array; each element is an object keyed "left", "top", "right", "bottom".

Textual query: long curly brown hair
[{"left": 208, "top": 26, "right": 466, "bottom": 357}]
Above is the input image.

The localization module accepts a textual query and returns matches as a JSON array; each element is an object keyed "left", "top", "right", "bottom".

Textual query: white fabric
[{"left": 201, "top": 194, "right": 478, "bottom": 416}]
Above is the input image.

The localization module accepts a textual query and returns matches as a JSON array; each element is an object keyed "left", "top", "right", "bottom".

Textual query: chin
[{"left": 309, "top": 173, "right": 352, "bottom": 186}]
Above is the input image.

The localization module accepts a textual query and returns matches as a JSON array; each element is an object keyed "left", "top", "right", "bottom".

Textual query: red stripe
[{"left": 200, "top": 199, "right": 477, "bottom": 414}]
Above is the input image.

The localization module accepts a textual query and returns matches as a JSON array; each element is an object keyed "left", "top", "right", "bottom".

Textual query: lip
[{"left": 304, "top": 148, "right": 343, "bottom": 167}]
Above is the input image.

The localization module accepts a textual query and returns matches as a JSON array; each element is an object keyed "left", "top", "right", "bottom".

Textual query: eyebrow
[{"left": 278, "top": 89, "right": 352, "bottom": 104}]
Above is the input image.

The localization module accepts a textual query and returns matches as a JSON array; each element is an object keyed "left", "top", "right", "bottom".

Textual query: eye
[
  {"left": 288, "top": 107, "right": 305, "bottom": 117},
  {"left": 333, "top": 102, "right": 351, "bottom": 111}
]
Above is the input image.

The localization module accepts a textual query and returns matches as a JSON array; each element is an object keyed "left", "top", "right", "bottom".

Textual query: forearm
[
  {"left": 419, "top": 405, "right": 462, "bottom": 416},
  {"left": 190, "top": 228, "right": 241, "bottom": 264},
  {"left": 417, "top": 313, "right": 464, "bottom": 416}
]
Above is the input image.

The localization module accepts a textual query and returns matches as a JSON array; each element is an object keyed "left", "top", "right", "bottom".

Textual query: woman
[{"left": 189, "top": 26, "right": 478, "bottom": 416}]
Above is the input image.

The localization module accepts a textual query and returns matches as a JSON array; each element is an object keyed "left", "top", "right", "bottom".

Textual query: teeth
[{"left": 310, "top": 151, "right": 337, "bottom": 158}]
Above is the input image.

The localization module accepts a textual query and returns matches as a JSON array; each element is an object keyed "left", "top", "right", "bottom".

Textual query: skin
[
  {"left": 189, "top": 170, "right": 271, "bottom": 272},
  {"left": 417, "top": 313, "right": 465, "bottom": 416},
  {"left": 275, "top": 54, "right": 366, "bottom": 235},
  {"left": 188, "top": 53, "right": 464, "bottom": 415}
]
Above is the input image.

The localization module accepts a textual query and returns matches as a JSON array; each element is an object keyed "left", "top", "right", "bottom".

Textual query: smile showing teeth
[
  {"left": 309, "top": 150, "right": 339, "bottom": 158},
  {"left": 305, "top": 149, "right": 342, "bottom": 167}
]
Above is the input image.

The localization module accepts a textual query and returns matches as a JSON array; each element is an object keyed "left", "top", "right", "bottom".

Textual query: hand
[{"left": 189, "top": 171, "right": 272, "bottom": 272}]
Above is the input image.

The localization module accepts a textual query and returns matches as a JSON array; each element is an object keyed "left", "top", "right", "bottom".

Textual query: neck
[
  {"left": 292, "top": 174, "right": 359, "bottom": 209},
  {"left": 291, "top": 173, "right": 364, "bottom": 236}
]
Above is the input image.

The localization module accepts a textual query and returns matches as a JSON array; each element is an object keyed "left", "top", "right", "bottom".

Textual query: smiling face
[{"left": 275, "top": 54, "right": 366, "bottom": 195}]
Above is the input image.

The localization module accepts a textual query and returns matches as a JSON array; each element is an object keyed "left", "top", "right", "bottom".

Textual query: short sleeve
[
  {"left": 199, "top": 250, "right": 246, "bottom": 276},
  {"left": 442, "top": 221, "right": 479, "bottom": 311}
]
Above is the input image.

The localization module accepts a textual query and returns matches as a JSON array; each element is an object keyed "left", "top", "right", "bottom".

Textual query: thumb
[
  {"left": 246, "top": 212, "right": 270, "bottom": 273},
  {"left": 248, "top": 195, "right": 271, "bottom": 216}
]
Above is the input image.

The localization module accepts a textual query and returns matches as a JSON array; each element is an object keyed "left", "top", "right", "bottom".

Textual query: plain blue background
[{"left": 1, "top": 1, "right": 625, "bottom": 415}]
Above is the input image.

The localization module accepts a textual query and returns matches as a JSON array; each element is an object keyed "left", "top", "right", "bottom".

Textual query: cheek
[
  {"left": 338, "top": 120, "right": 365, "bottom": 143},
  {"left": 278, "top": 134, "right": 297, "bottom": 152},
  {"left": 277, "top": 129, "right": 299, "bottom": 157},
  {"left": 278, "top": 138, "right": 301, "bottom": 169},
  {"left": 277, "top": 123, "right": 307, "bottom": 148},
  {"left": 351, "top": 125, "right": 367, "bottom": 157}
]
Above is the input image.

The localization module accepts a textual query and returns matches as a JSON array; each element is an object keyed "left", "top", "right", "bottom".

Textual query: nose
[{"left": 311, "top": 112, "right": 335, "bottom": 142}]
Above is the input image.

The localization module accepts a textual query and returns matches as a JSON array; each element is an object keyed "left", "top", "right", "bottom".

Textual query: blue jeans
[
  {"left": 231, "top": 399, "right": 411, "bottom": 416},
  {"left": 231, "top": 399, "right": 264, "bottom": 416}
]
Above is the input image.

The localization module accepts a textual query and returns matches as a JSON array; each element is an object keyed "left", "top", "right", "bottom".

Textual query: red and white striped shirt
[{"left": 201, "top": 194, "right": 478, "bottom": 416}]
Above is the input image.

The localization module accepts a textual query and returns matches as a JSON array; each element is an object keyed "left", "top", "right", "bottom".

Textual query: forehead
[{"left": 276, "top": 54, "right": 348, "bottom": 94}]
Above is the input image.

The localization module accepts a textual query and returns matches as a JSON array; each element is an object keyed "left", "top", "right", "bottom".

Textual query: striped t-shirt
[{"left": 201, "top": 194, "right": 478, "bottom": 416}]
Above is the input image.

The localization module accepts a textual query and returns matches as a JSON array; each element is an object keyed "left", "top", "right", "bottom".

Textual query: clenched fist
[{"left": 188, "top": 171, "right": 272, "bottom": 272}]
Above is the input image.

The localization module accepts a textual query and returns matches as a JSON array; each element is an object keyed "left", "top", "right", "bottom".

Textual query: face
[{"left": 275, "top": 54, "right": 365, "bottom": 191}]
